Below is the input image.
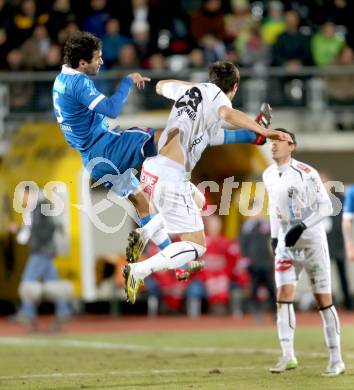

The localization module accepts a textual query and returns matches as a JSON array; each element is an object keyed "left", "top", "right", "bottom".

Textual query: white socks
[
  {"left": 140, "top": 214, "right": 164, "bottom": 240},
  {"left": 277, "top": 302, "right": 296, "bottom": 360},
  {"left": 134, "top": 241, "right": 206, "bottom": 279},
  {"left": 151, "top": 228, "right": 170, "bottom": 248},
  {"left": 277, "top": 302, "right": 342, "bottom": 364},
  {"left": 320, "top": 305, "right": 342, "bottom": 364},
  {"left": 140, "top": 214, "right": 171, "bottom": 248}
]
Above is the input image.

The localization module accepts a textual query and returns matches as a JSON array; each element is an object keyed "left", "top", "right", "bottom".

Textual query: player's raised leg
[
  {"left": 127, "top": 189, "right": 172, "bottom": 262},
  {"left": 123, "top": 230, "right": 206, "bottom": 304}
]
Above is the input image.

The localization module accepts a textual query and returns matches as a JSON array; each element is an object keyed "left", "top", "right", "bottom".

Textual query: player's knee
[
  {"left": 164, "top": 241, "right": 206, "bottom": 260},
  {"left": 19, "top": 281, "right": 43, "bottom": 303},
  {"left": 276, "top": 284, "right": 295, "bottom": 302},
  {"left": 43, "top": 280, "right": 74, "bottom": 302},
  {"left": 186, "top": 241, "right": 206, "bottom": 258},
  {"left": 315, "top": 293, "right": 332, "bottom": 309}
]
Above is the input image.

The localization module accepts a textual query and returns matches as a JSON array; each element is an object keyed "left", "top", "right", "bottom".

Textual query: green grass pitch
[{"left": 0, "top": 326, "right": 353, "bottom": 389}]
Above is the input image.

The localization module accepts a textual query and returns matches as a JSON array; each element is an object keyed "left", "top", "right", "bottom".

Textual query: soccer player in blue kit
[
  {"left": 53, "top": 31, "right": 272, "bottom": 254},
  {"left": 342, "top": 184, "right": 354, "bottom": 261},
  {"left": 52, "top": 31, "right": 171, "bottom": 248}
]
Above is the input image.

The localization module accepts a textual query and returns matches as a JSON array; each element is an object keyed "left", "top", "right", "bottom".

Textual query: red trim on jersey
[{"left": 296, "top": 163, "right": 311, "bottom": 173}]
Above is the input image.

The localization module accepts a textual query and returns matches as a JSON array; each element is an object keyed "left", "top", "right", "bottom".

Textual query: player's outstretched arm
[
  {"left": 211, "top": 103, "right": 272, "bottom": 146},
  {"left": 218, "top": 106, "right": 291, "bottom": 142},
  {"left": 90, "top": 73, "right": 150, "bottom": 118},
  {"left": 156, "top": 79, "right": 196, "bottom": 96},
  {"left": 285, "top": 170, "right": 333, "bottom": 247}
]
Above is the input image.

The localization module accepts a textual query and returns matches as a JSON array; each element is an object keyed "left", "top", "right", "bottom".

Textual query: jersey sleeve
[
  {"left": 307, "top": 169, "right": 332, "bottom": 208},
  {"left": 211, "top": 88, "right": 232, "bottom": 118},
  {"left": 343, "top": 185, "right": 354, "bottom": 216},
  {"left": 74, "top": 75, "right": 105, "bottom": 110},
  {"left": 161, "top": 82, "right": 191, "bottom": 101},
  {"left": 74, "top": 75, "right": 133, "bottom": 118},
  {"left": 302, "top": 169, "right": 333, "bottom": 228}
]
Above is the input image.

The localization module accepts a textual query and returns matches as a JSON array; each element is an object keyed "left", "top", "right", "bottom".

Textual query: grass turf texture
[{"left": 0, "top": 327, "right": 352, "bottom": 389}]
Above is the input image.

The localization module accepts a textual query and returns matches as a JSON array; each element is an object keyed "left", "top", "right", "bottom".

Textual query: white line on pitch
[
  {"left": 0, "top": 366, "right": 256, "bottom": 381},
  {"left": 0, "top": 336, "right": 351, "bottom": 359}
]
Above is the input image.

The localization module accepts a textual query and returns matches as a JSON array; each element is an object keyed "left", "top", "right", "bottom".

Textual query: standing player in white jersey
[
  {"left": 263, "top": 128, "right": 345, "bottom": 376},
  {"left": 123, "top": 61, "right": 290, "bottom": 304}
]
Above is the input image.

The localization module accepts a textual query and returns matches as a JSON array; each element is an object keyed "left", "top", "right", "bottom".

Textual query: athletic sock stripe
[
  {"left": 329, "top": 306, "right": 340, "bottom": 336},
  {"left": 287, "top": 304, "right": 295, "bottom": 330},
  {"left": 319, "top": 304, "right": 333, "bottom": 311},
  {"left": 170, "top": 249, "right": 195, "bottom": 259},
  {"left": 188, "top": 243, "right": 199, "bottom": 260}
]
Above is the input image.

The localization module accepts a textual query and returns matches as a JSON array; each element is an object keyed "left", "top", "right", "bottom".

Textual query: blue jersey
[
  {"left": 52, "top": 65, "right": 132, "bottom": 156},
  {"left": 52, "top": 65, "right": 157, "bottom": 197},
  {"left": 343, "top": 185, "right": 354, "bottom": 216}
]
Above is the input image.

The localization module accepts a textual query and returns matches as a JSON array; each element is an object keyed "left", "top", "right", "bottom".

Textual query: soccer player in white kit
[
  {"left": 263, "top": 128, "right": 345, "bottom": 376},
  {"left": 123, "top": 61, "right": 290, "bottom": 304}
]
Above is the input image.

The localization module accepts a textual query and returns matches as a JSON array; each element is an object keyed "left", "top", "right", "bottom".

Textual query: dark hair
[
  {"left": 64, "top": 31, "right": 101, "bottom": 68},
  {"left": 208, "top": 61, "right": 240, "bottom": 93},
  {"left": 275, "top": 128, "right": 297, "bottom": 145}
]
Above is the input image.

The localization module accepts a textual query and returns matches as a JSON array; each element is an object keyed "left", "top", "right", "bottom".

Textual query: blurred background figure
[
  {"left": 239, "top": 199, "right": 276, "bottom": 321},
  {"left": 321, "top": 173, "right": 352, "bottom": 310},
  {"left": 82, "top": 0, "right": 109, "bottom": 38},
  {"left": 271, "top": 9, "right": 311, "bottom": 105},
  {"left": 325, "top": 45, "right": 354, "bottom": 131},
  {"left": 272, "top": 9, "right": 310, "bottom": 70},
  {"left": 311, "top": 20, "right": 345, "bottom": 67},
  {"left": 11, "top": 187, "right": 73, "bottom": 331},
  {"left": 185, "top": 214, "right": 248, "bottom": 317},
  {"left": 20, "top": 25, "right": 51, "bottom": 70},
  {"left": 102, "top": 18, "right": 131, "bottom": 70},
  {"left": 190, "top": 0, "right": 227, "bottom": 63},
  {"left": 261, "top": 1, "right": 286, "bottom": 47}
]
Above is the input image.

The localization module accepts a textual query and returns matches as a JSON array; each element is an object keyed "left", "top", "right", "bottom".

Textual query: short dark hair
[
  {"left": 64, "top": 31, "right": 101, "bottom": 68},
  {"left": 208, "top": 61, "right": 240, "bottom": 93},
  {"left": 275, "top": 128, "right": 297, "bottom": 145}
]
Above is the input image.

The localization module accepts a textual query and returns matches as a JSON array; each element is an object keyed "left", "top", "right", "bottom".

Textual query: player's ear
[{"left": 79, "top": 59, "right": 86, "bottom": 67}]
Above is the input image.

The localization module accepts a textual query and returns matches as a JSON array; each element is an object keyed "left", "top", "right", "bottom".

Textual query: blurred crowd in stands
[{"left": 0, "top": 0, "right": 354, "bottom": 72}]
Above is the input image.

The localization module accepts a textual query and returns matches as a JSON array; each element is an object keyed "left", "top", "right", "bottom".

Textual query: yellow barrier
[{"left": 0, "top": 122, "right": 82, "bottom": 300}]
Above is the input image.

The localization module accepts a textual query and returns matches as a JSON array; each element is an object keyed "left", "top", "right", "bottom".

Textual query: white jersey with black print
[
  {"left": 262, "top": 158, "right": 333, "bottom": 247},
  {"left": 158, "top": 82, "right": 232, "bottom": 172}
]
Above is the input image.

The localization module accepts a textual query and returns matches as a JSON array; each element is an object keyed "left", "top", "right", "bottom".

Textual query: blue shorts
[{"left": 83, "top": 127, "right": 157, "bottom": 197}]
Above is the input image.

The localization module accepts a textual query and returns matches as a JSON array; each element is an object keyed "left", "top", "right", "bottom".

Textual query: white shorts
[
  {"left": 274, "top": 240, "right": 331, "bottom": 294},
  {"left": 141, "top": 156, "right": 204, "bottom": 234}
]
